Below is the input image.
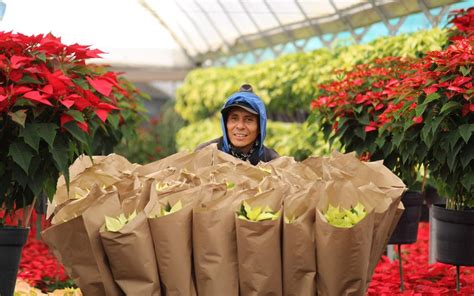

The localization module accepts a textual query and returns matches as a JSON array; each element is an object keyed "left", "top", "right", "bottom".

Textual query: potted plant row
[
  {"left": 310, "top": 6, "right": 473, "bottom": 291},
  {"left": 0, "top": 32, "right": 146, "bottom": 295}
]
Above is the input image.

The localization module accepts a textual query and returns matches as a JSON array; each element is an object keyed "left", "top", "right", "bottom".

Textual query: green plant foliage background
[{"left": 173, "top": 28, "right": 448, "bottom": 159}]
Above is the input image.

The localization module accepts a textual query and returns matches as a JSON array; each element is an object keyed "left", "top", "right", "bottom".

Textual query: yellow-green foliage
[
  {"left": 176, "top": 117, "right": 335, "bottom": 160},
  {"left": 175, "top": 28, "right": 448, "bottom": 122}
]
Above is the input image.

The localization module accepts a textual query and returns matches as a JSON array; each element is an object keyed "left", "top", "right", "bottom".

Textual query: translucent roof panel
[
  {"left": 0, "top": 0, "right": 466, "bottom": 73},
  {"left": 142, "top": 0, "right": 462, "bottom": 65}
]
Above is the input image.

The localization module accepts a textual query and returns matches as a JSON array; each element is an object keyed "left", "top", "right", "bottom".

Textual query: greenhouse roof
[{"left": 0, "top": 0, "right": 465, "bottom": 81}]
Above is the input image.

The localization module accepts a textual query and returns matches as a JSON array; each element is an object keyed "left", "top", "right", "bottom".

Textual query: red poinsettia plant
[
  {"left": 309, "top": 56, "right": 424, "bottom": 188},
  {"left": 0, "top": 32, "right": 147, "bottom": 226},
  {"left": 310, "top": 8, "right": 474, "bottom": 209},
  {"left": 387, "top": 34, "right": 473, "bottom": 210}
]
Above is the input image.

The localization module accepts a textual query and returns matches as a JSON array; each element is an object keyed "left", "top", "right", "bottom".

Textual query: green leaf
[
  {"left": 392, "top": 131, "right": 404, "bottom": 147},
  {"left": 72, "top": 78, "right": 89, "bottom": 90},
  {"left": 8, "top": 142, "right": 34, "bottom": 174},
  {"left": 440, "top": 101, "right": 461, "bottom": 114},
  {"left": 19, "top": 75, "right": 42, "bottom": 84},
  {"left": 19, "top": 124, "right": 41, "bottom": 152},
  {"left": 354, "top": 127, "right": 366, "bottom": 141},
  {"left": 447, "top": 141, "right": 463, "bottom": 172},
  {"left": 107, "top": 114, "right": 120, "bottom": 129},
  {"left": 35, "top": 52, "right": 47, "bottom": 62},
  {"left": 423, "top": 92, "right": 440, "bottom": 105},
  {"left": 43, "top": 175, "right": 57, "bottom": 202},
  {"left": 8, "top": 110, "right": 27, "bottom": 127},
  {"left": 65, "top": 110, "right": 85, "bottom": 123},
  {"left": 28, "top": 169, "right": 47, "bottom": 197},
  {"left": 460, "top": 144, "right": 474, "bottom": 169},
  {"left": 460, "top": 170, "right": 474, "bottom": 191},
  {"left": 64, "top": 121, "right": 88, "bottom": 145},
  {"left": 50, "top": 138, "right": 70, "bottom": 187},
  {"left": 36, "top": 123, "right": 58, "bottom": 147},
  {"left": 458, "top": 124, "right": 472, "bottom": 143},
  {"left": 415, "top": 104, "right": 427, "bottom": 117},
  {"left": 430, "top": 116, "right": 444, "bottom": 135},
  {"left": 375, "top": 136, "right": 385, "bottom": 148},
  {"left": 459, "top": 66, "right": 469, "bottom": 76},
  {"left": 446, "top": 131, "right": 460, "bottom": 150}
]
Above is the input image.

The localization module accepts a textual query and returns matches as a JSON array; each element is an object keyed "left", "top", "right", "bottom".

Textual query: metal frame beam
[
  {"left": 263, "top": 0, "right": 303, "bottom": 52},
  {"left": 139, "top": 0, "right": 198, "bottom": 65},
  {"left": 328, "top": 0, "right": 368, "bottom": 43},
  {"left": 193, "top": 0, "right": 244, "bottom": 64},
  {"left": 418, "top": 0, "right": 451, "bottom": 27},
  {"left": 238, "top": 0, "right": 279, "bottom": 58},
  {"left": 174, "top": 1, "right": 214, "bottom": 54},
  {"left": 294, "top": 0, "right": 335, "bottom": 48},
  {"left": 216, "top": 0, "right": 259, "bottom": 63},
  {"left": 147, "top": 0, "right": 459, "bottom": 66}
]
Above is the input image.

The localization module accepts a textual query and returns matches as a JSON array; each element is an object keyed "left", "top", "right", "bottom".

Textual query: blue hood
[{"left": 221, "top": 91, "right": 267, "bottom": 157}]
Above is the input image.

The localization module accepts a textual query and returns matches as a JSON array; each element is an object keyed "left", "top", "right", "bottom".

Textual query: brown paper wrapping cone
[
  {"left": 315, "top": 210, "right": 375, "bottom": 296},
  {"left": 235, "top": 187, "right": 285, "bottom": 296},
  {"left": 148, "top": 205, "right": 197, "bottom": 296},
  {"left": 43, "top": 192, "right": 123, "bottom": 296},
  {"left": 100, "top": 213, "right": 161, "bottom": 296},
  {"left": 283, "top": 210, "right": 316, "bottom": 296},
  {"left": 282, "top": 183, "right": 322, "bottom": 296},
  {"left": 193, "top": 198, "right": 237, "bottom": 295},
  {"left": 236, "top": 217, "right": 283, "bottom": 296}
]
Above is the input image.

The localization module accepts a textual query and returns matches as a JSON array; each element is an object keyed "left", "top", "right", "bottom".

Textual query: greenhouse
[{"left": 0, "top": 0, "right": 473, "bottom": 295}]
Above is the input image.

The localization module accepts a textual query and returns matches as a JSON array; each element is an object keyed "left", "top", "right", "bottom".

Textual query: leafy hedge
[
  {"left": 176, "top": 117, "right": 335, "bottom": 161},
  {"left": 115, "top": 101, "right": 185, "bottom": 164},
  {"left": 176, "top": 28, "right": 448, "bottom": 122}
]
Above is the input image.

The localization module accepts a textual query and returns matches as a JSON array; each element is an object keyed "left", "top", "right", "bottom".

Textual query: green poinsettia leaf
[
  {"left": 8, "top": 110, "right": 27, "bottom": 128},
  {"left": 458, "top": 124, "right": 472, "bottom": 144},
  {"left": 19, "top": 123, "right": 41, "bottom": 152},
  {"left": 66, "top": 110, "right": 86, "bottom": 123},
  {"left": 107, "top": 114, "right": 120, "bottom": 129},
  {"left": 50, "top": 137, "right": 70, "bottom": 189},
  {"left": 19, "top": 75, "right": 42, "bottom": 84},
  {"left": 440, "top": 101, "right": 461, "bottom": 115},
  {"left": 424, "top": 92, "right": 440, "bottom": 104},
  {"left": 64, "top": 121, "right": 88, "bottom": 145},
  {"left": 8, "top": 142, "right": 34, "bottom": 174},
  {"left": 35, "top": 52, "right": 47, "bottom": 63},
  {"left": 36, "top": 123, "right": 58, "bottom": 147}
]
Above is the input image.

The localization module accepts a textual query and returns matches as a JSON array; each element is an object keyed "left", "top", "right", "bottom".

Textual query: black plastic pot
[
  {"left": 432, "top": 205, "right": 474, "bottom": 266},
  {"left": 388, "top": 191, "right": 423, "bottom": 245},
  {"left": 0, "top": 227, "right": 29, "bottom": 296},
  {"left": 420, "top": 186, "right": 446, "bottom": 222}
]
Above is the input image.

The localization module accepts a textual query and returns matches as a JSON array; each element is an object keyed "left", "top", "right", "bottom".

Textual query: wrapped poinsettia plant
[{"left": 0, "top": 32, "right": 147, "bottom": 225}]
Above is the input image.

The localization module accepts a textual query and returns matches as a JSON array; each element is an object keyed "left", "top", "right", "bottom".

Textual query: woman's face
[{"left": 226, "top": 107, "right": 259, "bottom": 153}]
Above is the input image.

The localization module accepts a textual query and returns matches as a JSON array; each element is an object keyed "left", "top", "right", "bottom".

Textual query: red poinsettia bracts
[
  {"left": 0, "top": 32, "right": 123, "bottom": 130},
  {"left": 448, "top": 7, "right": 474, "bottom": 40}
]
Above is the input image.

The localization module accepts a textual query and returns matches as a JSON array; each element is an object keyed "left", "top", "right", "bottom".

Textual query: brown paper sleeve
[
  {"left": 148, "top": 205, "right": 197, "bottom": 296},
  {"left": 100, "top": 213, "right": 160, "bottom": 296},
  {"left": 236, "top": 216, "right": 283, "bottom": 296},
  {"left": 315, "top": 210, "right": 375, "bottom": 296},
  {"left": 43, "top": 192, "right": 123, "bottom": 296},
  {"left": 193, "top": 198, "right": 239, "bottom": 296},
  {"left": 283, "top": 209, "right": 317, "bottom": 296}
]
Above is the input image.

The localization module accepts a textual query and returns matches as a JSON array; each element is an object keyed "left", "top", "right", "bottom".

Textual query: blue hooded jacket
[{"left": 220, "top": 91, "right": 267, "bottom": 158}]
